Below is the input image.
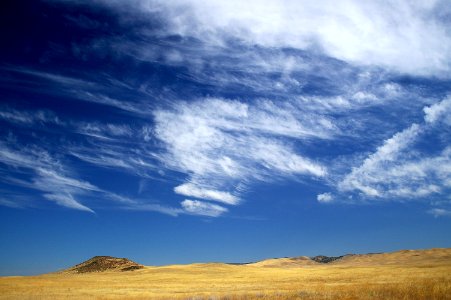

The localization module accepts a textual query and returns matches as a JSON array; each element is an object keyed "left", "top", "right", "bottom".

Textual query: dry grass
[{"left": 1, "top": 249, "right": 450, "bottom": 299}]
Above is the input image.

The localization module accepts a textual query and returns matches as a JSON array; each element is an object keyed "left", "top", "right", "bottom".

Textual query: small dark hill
[
  {"left": 62, "top": 256, "right": 144, "bottom": 273},
  {"left": 311, "top": 255, "right": 348, "bottom": 263}
]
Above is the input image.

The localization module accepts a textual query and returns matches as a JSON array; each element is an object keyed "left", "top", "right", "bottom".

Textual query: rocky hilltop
[
  {"left": 311, "top": 255, "right": 348, "bottom": 263},
  {"left": 62, "top": 256, "right": 144, "bottom": 273}
]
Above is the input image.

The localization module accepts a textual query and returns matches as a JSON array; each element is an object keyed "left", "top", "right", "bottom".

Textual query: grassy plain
[{"left": 1, "top": 248, "right": 450, "bottom": 300}]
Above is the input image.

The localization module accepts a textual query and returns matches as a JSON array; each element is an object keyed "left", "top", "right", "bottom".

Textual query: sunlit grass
[
  {"left": 1, "top": 264, "right": 450, "bottom": 299},
  {"left": 1, "top": 249, "right": 450, "bottom": 299}
]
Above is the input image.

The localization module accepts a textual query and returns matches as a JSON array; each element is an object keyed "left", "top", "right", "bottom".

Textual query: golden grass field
[{"left": 1, "top": 248, "right": 450, "bottom": 300}]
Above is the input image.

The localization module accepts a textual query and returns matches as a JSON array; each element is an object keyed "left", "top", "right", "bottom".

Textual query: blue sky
[{"left": 1, "top": 0, "right": 451, "bottom": 275}]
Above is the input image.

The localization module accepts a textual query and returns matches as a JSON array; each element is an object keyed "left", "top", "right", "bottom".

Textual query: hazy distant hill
[
  {"left": 247, "top": 248, "right": 451, "bottom": 268},
  {"left": 328, "top": 248, "right": 451, "bottom": 266}
]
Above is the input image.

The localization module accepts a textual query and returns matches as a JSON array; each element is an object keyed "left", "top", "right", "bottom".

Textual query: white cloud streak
[
  {"left": 3, "top": 1, "right": 450, "bottom": 218},
  {"left": 75, "top": 122, "right": 133, "bottom": 140},
  {"left": 68, "top": 142, "right": 158, "bottom": 179},
  {"left": 154, "top": 97, "right": 327, "bottom": 204},
  {"left": 335, "top": 96, "right": 451, "bottom": 203},
  {"left": 126, "top": 203, "right": 183, "bottom": 217},
  {"left": 424, "top": 96, "right": 451, "bottom": 125},
  {"left": 174, "top": 183, "right": 239, "bottom": 205},
  {"left": 129, "top": 0, "right": 451, "bottom": 76},
  {"left": 79, "top": 92, "right": 153, "bottom": 116},
  {"left": 428, "top": 208, "right": 451, "bottom": 218},
  {"left": 0, "top": 144, "right": 94, "bottom": 212},
  {"left": 181, "top": 199, "right": 228, "bottom": 217},
  {"left": 0, "top": 108, "right": 62, "bottom": 125},
  {"left": 339, "top": 123, "right": 422, "bottom": 197},
  {"left": 43, "top": 193, "right": 94, "bottom": 213},
  {"left": 0, "top": 142, "right": 137, "bottom": 212},
  {"left": 0, "top": 197, "right": 27, "bottom": 209},
  {"left": 317, "top": 192, "right": 333, "bottom": 203},
  {"left": 2, "top": 67, "right": 153, "bottom": 116}
]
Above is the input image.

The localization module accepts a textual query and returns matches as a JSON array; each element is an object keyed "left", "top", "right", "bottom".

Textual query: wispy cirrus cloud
[
  {"left": 424, "top": 96, "right": 451, "bottom": 125},
  {"left": 181, "top": 199, "right": 228, "bottom": 217},
  {"left": 339, "top": 123, "right": 423, "bottom": 197},
  {"left": 153, "top": 97, "right": 328, "bottom": 207},
  {"left": 96, "top": 0, "right": 451, "bottom": 76},
  {"left": 124, "top": 203, "right": 184, "bottom": 217},
  {"left": 78, "top": 92, "right": 153, "bottom": 116},
  {"left": 0, "top": 194, "right": 32, "bottom": 209},
  {"left": 320, "top": 96, "right": 451, "bottom": 212},
  {"left": 1, "top": 0, "right": 450, "bottom": 219},
  {"left": 68, "top": 142, "right": 160, "bottom": 180},
  {"left": 0, "top": 117, "right": 226, "bottom": 216},
  {"left": 1, "top": 66, "right": 153, "bottom": 116},
  {"left": 75, "top": 122, "right": 133, "bottom": 140},
  {"left": 174, "top": 183, "right": 239, "bottom": 205},
  {"left": 428, "top": 208, "right": 451, "bottom": 218},
  {"left": 0, "top": 139, "right": 192, "bottom": 215},
  {"left": 0, "top": 143, "right": 96, "bottom": 212},
  {"left": 317, "top": 192, "right": 333, "bottom": 203},
  {"left": 0, "top": 107, "right": 62, "bottom": 126}
]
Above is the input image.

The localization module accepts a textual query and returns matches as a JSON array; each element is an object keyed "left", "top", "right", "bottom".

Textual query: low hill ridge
[
  {"left": 248, "top": 256, "right": 319, "bottom": 267},
  {"left": 246, "top": 248, "right": 451, "bottom": 268},
  {"left": 62, "top": 256, "right": 144, "bottom": 273},
  {"left": 60, "top": 248, "right": 451, "bottom": 272}
]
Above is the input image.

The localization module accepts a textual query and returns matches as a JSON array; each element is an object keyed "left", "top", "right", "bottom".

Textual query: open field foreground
[{"left": 1, "top": 248, "right": 450, "bottom": 300}]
